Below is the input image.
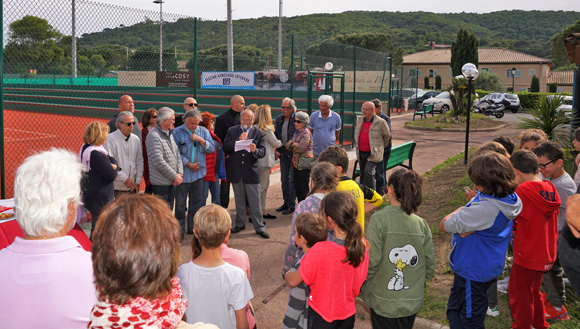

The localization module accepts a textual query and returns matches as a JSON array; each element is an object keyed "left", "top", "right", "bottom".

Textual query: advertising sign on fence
[
  {"left": 334, "top": 71, "right": 390, "bottom": 93},
  {"left": 156, "top": 71, "right": 195, "bottom": 88},
  {"left": 201, "top": 71, "right": 255, "bottom": 90}
]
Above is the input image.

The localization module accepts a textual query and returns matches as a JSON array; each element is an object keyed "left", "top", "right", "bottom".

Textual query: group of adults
[
  {"left": 79, "top": 95, "right": 221, "bottom": 241},
  {"left": 78, "top": 92, "right": 393, "bottom": 242}
]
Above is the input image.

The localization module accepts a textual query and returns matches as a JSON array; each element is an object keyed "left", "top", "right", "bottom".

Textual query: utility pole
[
  {"left": 227, "top": 0, "right": 234, "bottom": 71},
  {"left": 278, "top": 0, "right": 282, "bottom": 71},
  {"left": 72, "top": 0, "right": 77, "bottom": 77}
]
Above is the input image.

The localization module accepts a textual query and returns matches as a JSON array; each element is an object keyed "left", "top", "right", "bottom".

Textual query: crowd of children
[{"left": 92, "top": 126, "right": 576, "bottom": 329}]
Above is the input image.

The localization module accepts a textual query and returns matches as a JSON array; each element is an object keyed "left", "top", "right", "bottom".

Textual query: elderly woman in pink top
[{"left": 0, "top": 149, "right": 97, "bottom": 329}]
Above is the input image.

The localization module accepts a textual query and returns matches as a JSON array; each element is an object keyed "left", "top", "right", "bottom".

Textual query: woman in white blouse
[{"left": 255, "top": 105, "right": 282, "bottom": 219}]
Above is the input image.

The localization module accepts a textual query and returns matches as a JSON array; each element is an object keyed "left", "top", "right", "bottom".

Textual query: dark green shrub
[
  {"left": 435, "top": 75, "right": 441, "bottom": 90},
  {"left": 424, "top": 76, "right": 430, "bottom": 89},
  {"left": 549, "top": 83, "right": 558, "bottom": 93},
  {"left": 530, "top": 75, "right": 540, "bottom": 92}
]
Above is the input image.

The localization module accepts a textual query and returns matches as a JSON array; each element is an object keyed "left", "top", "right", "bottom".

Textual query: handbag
[{"left": 296, "top": 156, "right": 317, "bottom": 170}]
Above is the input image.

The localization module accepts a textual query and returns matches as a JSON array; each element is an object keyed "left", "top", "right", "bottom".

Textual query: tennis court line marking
[{"left": 5, "top": 128, "right": 58, "bottom": 141}]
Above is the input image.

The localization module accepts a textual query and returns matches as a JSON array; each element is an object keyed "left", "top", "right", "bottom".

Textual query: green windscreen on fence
[{"left": 1, "top": 0, "right": 410, "bottom": 198}]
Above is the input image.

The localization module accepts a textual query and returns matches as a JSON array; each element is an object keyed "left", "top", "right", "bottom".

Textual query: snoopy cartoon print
[{"left": 387, "top": 244, "right": 418, "bottom": 291}]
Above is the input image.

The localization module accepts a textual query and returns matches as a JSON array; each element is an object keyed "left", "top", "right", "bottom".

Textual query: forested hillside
[{"left": 78, "top": 10, "right": 579, "bottom": 60}]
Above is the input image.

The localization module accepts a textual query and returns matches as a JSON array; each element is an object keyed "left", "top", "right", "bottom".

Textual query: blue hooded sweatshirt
[{"left": 444, "top": 192, "right": 522, "bottom": 282}]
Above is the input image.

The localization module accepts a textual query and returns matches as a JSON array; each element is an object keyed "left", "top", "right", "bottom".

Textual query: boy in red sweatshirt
[{"left": 509, "top": 150, "right": 560, "bottom": 329}]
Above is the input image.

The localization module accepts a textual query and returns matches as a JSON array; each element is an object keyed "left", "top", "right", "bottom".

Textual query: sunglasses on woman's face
[
  {"left": 151, "top": 115, "right": 157, "bottom": 119},
  {"left": 295, "top": 120, "right": 302, "bottom": 123}
]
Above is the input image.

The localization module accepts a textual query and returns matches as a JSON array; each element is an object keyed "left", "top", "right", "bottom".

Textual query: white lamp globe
[{"left": 461, "top": 63, "right": 479, "bottom": 79}]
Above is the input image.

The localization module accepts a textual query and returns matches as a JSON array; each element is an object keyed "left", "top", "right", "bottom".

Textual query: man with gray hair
[
  {"left": 104, "top": 111, "right": 144, "bottom": 195},
  {"left": 108, "top": 95, "right": 142, "bottom": 138},
  {"left": 274, "top": 97, "right": 297, "bottom": 214},
  {"left": 309, "top": 94, "right": 342, "bottom": 156},
  {"left": 145, "top": 107, "right": 183, "bottom": 207},
  {"left": 172, "top": 109, "right": 215, "bottom": 238},
  {"left": 223, "top": 109, "right": 269, "bottom": 239},
  {"left": 0, "top": 149, "right": 96, "bottom": 328},
  {"left": 175, "top": 97, "right": 198, "bottom": 127}
]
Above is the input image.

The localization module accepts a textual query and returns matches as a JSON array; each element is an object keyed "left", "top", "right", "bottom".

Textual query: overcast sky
[{"left": 97, "top": 0, "right": 579, "bottom": 20}]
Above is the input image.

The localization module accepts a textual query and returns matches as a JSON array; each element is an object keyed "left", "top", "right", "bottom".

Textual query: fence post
[
  {"left": 378, "top": 56, "right": 389, "bottom": 100},
  {"left": 290, "top": 34, "right": 294, "bottom": 99},
  {"left": 352, "top": 46, "right": 357, "bottom": 114},
  {"left": 193, "top": 17, "right": 198, "bottom": 98},
  {"left": 0, "top": 0, "right": 5, "bottom": 198},
  {"left": 388, "top": 54, "right": 392, "bottom": 117}
]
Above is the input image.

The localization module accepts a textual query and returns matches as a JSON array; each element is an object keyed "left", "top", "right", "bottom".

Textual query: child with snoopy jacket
[{"left": 360, "top": 169, "right": 435, "bottom": 328}]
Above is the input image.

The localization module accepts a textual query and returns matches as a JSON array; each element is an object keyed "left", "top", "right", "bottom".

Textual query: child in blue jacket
[{"left": 440, "top": 152, "right": 522, "bottom": 328}]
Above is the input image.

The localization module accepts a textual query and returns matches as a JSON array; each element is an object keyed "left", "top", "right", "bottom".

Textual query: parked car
[
  {"left": 421, "top": 91, "right": 454, "bottom": 113},
  {"left": 478, "top": 93, "right": 521, "bottom": 113},
  {"left": 409, "top": 90, "right": 441, "bottom": 109},
  {"left": 545, "top": 95, "right": 573, "bottom": 115},
  {"left": 504, "top": 94, "right": 521, "bottom": 113}
]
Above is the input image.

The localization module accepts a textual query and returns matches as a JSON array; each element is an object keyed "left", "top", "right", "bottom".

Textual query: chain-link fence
[{"left": 1, "top": 0, "right": 411, "bottom": 197}]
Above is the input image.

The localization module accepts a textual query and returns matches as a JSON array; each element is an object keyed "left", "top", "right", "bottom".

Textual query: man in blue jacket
[{"left": 173, "top": 110, "right": 215, "bottom": 238}]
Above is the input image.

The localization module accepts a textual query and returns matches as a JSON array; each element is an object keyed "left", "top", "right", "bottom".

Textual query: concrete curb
[{"left": 404, "top": 122, "right": 511, "bottom": 132}]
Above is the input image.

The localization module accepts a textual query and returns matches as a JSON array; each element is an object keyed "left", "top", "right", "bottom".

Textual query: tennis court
[{"left": 3, "top": 109, "right": 109, "bottom": 197}]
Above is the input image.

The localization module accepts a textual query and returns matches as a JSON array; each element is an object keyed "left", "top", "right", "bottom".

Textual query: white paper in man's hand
[{"left": 235, "top": 139, "right": 254, "bottom": 152}]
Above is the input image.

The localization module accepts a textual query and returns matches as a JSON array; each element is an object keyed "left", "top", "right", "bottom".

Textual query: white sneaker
[{"left": 487, "top": 306, "right": 500, "bottom": 317}]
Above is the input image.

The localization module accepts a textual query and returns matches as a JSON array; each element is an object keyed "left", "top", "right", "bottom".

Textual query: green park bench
[
  {"left": 352, "top": 141, "right": 417, "bottom": 181},
  {"left": 413, "top": 103, "right": 434, "bottom": 120}
]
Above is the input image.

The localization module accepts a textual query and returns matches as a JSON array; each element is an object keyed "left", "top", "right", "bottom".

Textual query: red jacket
[
  {"left": 203, "top": 131, "right": 222, "bottom": 182},
  {"left": 513, "top": 180, "right": 560, "bottom": 271}
]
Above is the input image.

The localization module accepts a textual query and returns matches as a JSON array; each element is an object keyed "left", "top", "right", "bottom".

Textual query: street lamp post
[
  {"left": 462, "top": 63, "right": 479, "bottom": 165},
  {"left": 511, "top": 67, "right": 516, "bottom": 92},
  {"left": 153, "top": 0, "right": 164, "bottom": 72}
]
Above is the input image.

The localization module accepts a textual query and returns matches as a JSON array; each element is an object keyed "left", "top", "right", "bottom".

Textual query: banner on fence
[
  {"left": 334, "top": 71, "right": 390, "bottom": 93},
  {"left": 201, "top": 71, "right": 255, "bottom": 90},
  {"left": 156, "top": 71, "right": 195, "bottom": 88}
]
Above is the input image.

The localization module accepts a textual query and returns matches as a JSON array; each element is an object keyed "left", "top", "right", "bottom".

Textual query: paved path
[{"left": 178, "top": 111, "right": 531, "bottom": 328}]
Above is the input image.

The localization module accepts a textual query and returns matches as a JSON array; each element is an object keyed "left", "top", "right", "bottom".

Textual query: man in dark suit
[
  {"left": 215, "top": 95, "right": 245, "bottom": 208},
  {"left": 223, "top": 109, "right": 270, "bottom": 239},
  {"left": 274, "top": 97, "right": 297, "bottom": 214}
]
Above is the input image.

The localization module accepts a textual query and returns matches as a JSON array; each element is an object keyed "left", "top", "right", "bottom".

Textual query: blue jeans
[
  {"left": 375, "top": 147, "right": 391, "bottom": 195},
  {"left": 279, "top": 150, "right": 296, "bottom": 208},
  {"left": 152, "top": 185, "right": 175, "bottom": 210},
  {"left": 175, "top": 179, "right": 204, "bottom": 234},
  {"left": 203, "top": 174, "right": 221, "bottom": 206}
]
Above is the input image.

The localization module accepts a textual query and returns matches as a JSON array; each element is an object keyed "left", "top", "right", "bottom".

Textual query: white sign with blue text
[{"left": 201, "top": 71, "right": 255, "bottom": 90}]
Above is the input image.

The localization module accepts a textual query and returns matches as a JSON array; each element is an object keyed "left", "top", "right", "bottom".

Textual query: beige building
[
  {"left": 547, "top": 71, "right": 574, "bottom": 93},
  {"left": 402, "top": 48, "right": 554, "bottom": 92}
]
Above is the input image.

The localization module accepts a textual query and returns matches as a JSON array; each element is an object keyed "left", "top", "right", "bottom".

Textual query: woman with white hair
[
  {"left": 286, "top": 111, "right": 314, "bottom": 203},
  {"left": 0, "top": 149, "right": 97, "bottom": 329}
]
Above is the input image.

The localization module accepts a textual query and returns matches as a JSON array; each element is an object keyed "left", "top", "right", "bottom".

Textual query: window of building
[
  {"left": 429, "top": 69, "right": 438, "bottom": 78},
  {"left": 529, "top": 69, "right": 536, "bottom": 76},
  {"left": 449, "top": 68, "right": 453, "bottom": 77},
  {"left": 408, "top": 69, "right": 421, "bottom": 77},
  {"left": 519, "top": 87, "right": 528, "bottom": 92},
  {"left": 506, "top": 69, "right": 522, "bottom": 78},
  {"left": 481, "top": 68, "right": 493, "bottom": 74}
]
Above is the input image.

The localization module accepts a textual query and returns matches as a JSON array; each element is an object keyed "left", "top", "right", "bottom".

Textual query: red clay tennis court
[{"left": 3, "top": 110, "right": 108, "bottom": 198}]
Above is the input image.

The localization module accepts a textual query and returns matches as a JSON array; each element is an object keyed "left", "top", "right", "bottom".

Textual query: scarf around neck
[
  {"left": 88, "top": 277, "right": 187, "bottom": 329},
  {"left": 79, "top": 144, "right": 108, "bottom": 171}
]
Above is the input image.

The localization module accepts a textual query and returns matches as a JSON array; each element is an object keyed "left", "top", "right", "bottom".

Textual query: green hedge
[{"left": 475, "top": 90, "right": 572, "bottom": 109}]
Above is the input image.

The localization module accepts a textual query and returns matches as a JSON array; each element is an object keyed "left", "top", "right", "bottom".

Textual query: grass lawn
[{"left": 416, "top": 150, "right": 580, "bottom": 327}]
